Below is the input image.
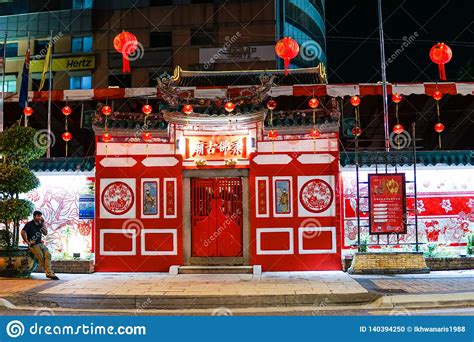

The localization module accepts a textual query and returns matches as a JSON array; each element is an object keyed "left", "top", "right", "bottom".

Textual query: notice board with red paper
[{"left": 368, "top": 173, "right": 406, "bottom": 235}]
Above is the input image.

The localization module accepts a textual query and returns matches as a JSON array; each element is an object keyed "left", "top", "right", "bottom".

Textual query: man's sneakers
[{"left": 46, "top": 274, "right": 60, "bottom": 280}]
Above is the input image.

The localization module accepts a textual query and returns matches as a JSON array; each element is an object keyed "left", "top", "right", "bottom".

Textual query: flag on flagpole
[
  {"left": 38, "top": 41, "right": 51, "bottom": 91},
  {"left": 18, "top": 40, "right": 30, "bottom": 109}
]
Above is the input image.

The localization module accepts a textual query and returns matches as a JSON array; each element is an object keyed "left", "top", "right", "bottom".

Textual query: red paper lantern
[
  {"left": 101, "top": 105, "right": 112, "bottom": 116},
  {"left": 434, "top": 122, "right": 445, "bottom": 133},
  {"left": 224, "top": 101, "right": 235, "bottom": 113},
  {"left": 142, "top": 132, "right": 153, "bottom": 142},
  {"left": 309, "top": 128, "right": 320, "bottom": 139},
  {"left": 352, "top": 127, "right": 362, "bottom": 137},
  {"left": 392, "top": 93, "right": 403, "bottom": 104},
  {"left": 62, "top": 132, "right": 72, "bottom": 142},
  {"left": 266, "top": 99, "right": 277, "bottom": 110},
  {"left": 268, "top": 130, "right": 279, "bottom": 140},
  {"left": 142, "top": 104, "right": 153, "bottom": 115},
  {"left": 308, "top": 98, "right": 320, "bottom": 109},
  {"left": 182, "top": 104, "right": 193, "bottom": 115},
  {"left": 350, "top": 96, "right": 361, "bottom": 107},
  {"left": 113, "top": 31, "right": 138, "bottom": 73},
  {"left": 429, "top": 43, "right": 452, "bottom": 81},
  {"left": 393, "top": 124, "right": 404, "bottom": 134},
  {"left": 275, "top": 37, "right": 299, "bottom": 75},
  {"left": 432, "top": 90, "right": 443, "bottom": 101},
  {"left": 102, "top": 133, "right": 113, "bottom": 142},
  {"left": 62, "top": 105, "right": 72, "bottom": 116},
  {"left": 23, "top": 106, "right": 33, "bottom": 116}
]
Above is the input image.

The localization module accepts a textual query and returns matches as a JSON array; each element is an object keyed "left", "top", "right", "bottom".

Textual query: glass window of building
[
  {"left": 0, "top": 43, "right": 19, "bottom": 57},
  {"left": 1, "top": 75, "right": 17, "bottom": 92},
  {"left": 108, "top": 74, "right": 131, "bottom": 88},
  {"left": 72, "top": 0, "right": 93, "bottom": 9},
  {"left": 70, "top": 75, "right": 92, "bottom": 89},
  {"left": 34, "top": 40, "right": 51, "bottom": 56},
  {"left": 150, "top": 32, "right": 172, "bottom": 48},
  {"left": 190, "top": 28, "right": 215, "bottom": 45},
  {"left": 72, "top": 36, "right": 93, "bottom": 52}
]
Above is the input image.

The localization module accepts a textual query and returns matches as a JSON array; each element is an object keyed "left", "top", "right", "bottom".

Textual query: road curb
[
  {"left": 373, "top": 292, "right": 474, "bottom": 309},
  {"left": 5, "top": 292, "right": 381, "bottom": 310}
]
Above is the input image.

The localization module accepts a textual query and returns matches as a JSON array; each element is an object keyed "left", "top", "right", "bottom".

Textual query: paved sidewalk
[{"left": 1, "top": 270, "right": 473, "bottom": 311}]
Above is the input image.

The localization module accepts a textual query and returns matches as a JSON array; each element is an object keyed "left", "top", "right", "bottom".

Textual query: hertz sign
[{"left": 30, "top": 55, "right": 95, "bottom": 73}]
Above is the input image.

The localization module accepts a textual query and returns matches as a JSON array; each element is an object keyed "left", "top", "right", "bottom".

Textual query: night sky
[{"left": 325, "top": 0, "right": 473, "bottom": 83}]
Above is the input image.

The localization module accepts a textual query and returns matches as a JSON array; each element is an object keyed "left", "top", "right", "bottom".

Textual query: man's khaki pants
[{"left": 29, "top": 243, "right": 55, "bottom": 277}]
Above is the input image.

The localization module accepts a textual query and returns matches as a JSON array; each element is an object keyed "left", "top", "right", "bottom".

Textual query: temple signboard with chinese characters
[{"left": 185, "top": 135, "right": 247, "bottom": 160}]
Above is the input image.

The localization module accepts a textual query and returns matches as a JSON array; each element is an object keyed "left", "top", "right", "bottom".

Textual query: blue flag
[{"left": 18, "top": 48, "right": 30, "bottom": 109}]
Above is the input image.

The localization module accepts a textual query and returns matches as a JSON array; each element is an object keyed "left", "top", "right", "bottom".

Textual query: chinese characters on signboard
[
  {"left": 368, "top": 173, "right": 406, "bottom": 234},
  {"left": 186, "top": 136, "right": 246, "bottom": 160}
]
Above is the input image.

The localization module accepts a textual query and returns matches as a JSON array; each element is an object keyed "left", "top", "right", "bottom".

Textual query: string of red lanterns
[
  {"left": 308, "top": 97, "right": 320, "bottom": 147},
  {"left": 432, "top": 90, "right": 445, "bottom": 148},
  {"left": 350, "top": 96, "right": 362, "bottom": 137},
  {"left": 392, "top": 93, "right": 404, "bottom": 148},
  {"left": 61, "top": 104, "right": 72, "bottom": 157}
]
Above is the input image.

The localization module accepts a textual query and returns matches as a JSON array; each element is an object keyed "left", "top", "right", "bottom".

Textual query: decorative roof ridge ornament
[{"left": 156, "top": 69, "right": 275, "bottom": 107}]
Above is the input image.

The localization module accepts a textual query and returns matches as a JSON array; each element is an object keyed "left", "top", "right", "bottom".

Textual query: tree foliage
[{"left": 0, "top": 125, "right": 43, "bottom": 249}]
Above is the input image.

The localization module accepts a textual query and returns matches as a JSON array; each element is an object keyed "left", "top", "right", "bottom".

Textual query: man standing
[{"left": 21, "top": 211, "right": 59, "bottom": 280}]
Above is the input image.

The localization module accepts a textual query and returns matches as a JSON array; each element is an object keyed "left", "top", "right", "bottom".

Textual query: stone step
[
  {"left": 189, "top": 257, "right": 244, "bottom": 266},
  {"left": 178, "top": 265, "right": 254, "bottom": 274}
]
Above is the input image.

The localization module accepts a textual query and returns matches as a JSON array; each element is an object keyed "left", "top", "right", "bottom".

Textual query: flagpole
[
  {"left": 377, "top": 0, "right": 390, "bottom": 152},
  {"left": 24, "top": 32, "right": 30, "bottom": 127},
  {"left": 0, "top": 32, "right": 7, "bottom": 132},
  {"left": 47, "top": 30, "right": 53, "bottom": 158}
]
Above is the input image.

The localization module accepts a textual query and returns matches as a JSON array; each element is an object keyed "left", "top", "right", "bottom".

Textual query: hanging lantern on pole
[
  {"left": 429, "top": 43, "right": 452, "bottom": 81},
  {"left": 392, "top": 93, "right": 402, "bottom": 104},
  {"left": 62, "top": 132, "right": 72, "bottom": 157},
  {"left": 224, "top": 101, "right": 235, "bottom": 113},
  {"left": 433, "top": 90, "right": 444, "bottom": 148},
  {"left": 393, "top": 124, "right": 404, "bottom": 134},
  {"left": 392, "top": 93, "right": 403, "bottom": 150},
  {"left": 352, "top": 127, "right": 362, "bottom": 137},
  {"left": 350, "top": 96, "right": 360, "bottom": 107},
  {"left": 62, "top": 105, "right": 72, "bottom": 116},
  {"left": 275, "top": 37, "right": 299, "bottom": 75},
  {"left": 101, "top": 105, "right": 112, "bottom": 116},
  {"left": 113, "top": 31, "right": 138, "bottom": 73},
  {"left": 142, "top": 104, "right": 153, "bottom": 115},
  {"left": 102, "top": 133, "right": 113, "bottom": 143},
  {"left": 182, "top": 104, "right": 193, "bottom": 115}
]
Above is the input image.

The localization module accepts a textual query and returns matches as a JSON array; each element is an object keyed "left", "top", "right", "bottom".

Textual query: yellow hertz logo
[{"left": 385, "top": 178, "right": 400, "bottom": 194}]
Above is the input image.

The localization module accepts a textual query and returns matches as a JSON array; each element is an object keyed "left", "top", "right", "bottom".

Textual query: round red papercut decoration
[
  {"left": 101, "top": 181, "right": 134, "bottom": 215},
  {"left": 299, "top": 179, "right": 334, "bottom": 213}
]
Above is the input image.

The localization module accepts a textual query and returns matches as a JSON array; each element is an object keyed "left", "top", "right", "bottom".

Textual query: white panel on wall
[
  {"left": 255, "top": 176, "right": 270, "bottom": 218},
  {"left": 163, "top": 178, "right": 177, "bottom": 219},
  {"left": 256, "top": 228, "right": 294, "bottom": 255},
  {"left": 298, "top": 226, "right": 337, "bottom": 254},
  {"left": 99, "top": 178, "right": 136, "bottom": 219},
  {"left": 297, "top": 175, "right": 336, "bottom": 217},
  {"left": 273, "top": 176, "right": 293, "bottom": 218},
  {"left": 141, "top": 229, "right": 178, "bottom": 256},
  {"left": 100, "top": 229, "right": 137, "bottom": 256},
  {"left": 141, "top": 178, "right": 160, "bottom": 219}
]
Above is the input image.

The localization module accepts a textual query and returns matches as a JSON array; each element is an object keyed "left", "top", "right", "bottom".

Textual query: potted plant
[
  {"left": 467, "top": 233, "right": 474, "bottom": 256},
  {"left": 0, "top": 125, "right": 46, "bottom": 277}
]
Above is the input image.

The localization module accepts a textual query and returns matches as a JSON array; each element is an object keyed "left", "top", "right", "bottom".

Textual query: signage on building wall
[
  {"left": 185, "top": 136, "right": 247, "bottom": 160},
  {"left": 199, "top": 45, "right": 276, "bottom": 64},
  {"left": 30, "top": 55, "right": 95, "bottom": 73},
  {"left": 368, "top": 173, "right": 406, "bottom": 234}
]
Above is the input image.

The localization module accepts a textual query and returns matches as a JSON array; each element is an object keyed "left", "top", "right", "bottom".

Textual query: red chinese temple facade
[{"left": 93, "top": 66, "right": 344, "bottom": 272}]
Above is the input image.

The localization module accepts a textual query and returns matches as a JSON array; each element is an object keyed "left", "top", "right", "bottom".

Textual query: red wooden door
[{"left": 191, "top": 178, "right": 242, "bottom": 257}]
